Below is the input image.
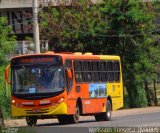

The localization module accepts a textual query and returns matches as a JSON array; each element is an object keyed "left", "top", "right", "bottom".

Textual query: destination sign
[
  {"left": 19, "top": 58, "right": 54, "bottom": 63},
  {"left": 11, "top": 55, "right": 62, "bottom": 66}
]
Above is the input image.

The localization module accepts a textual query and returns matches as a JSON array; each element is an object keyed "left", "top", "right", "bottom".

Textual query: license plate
[{"left": 32, "top": 109, "right": 41, "bottom": 112}]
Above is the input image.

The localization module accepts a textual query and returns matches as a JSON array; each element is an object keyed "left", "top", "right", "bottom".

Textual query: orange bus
[{"left": 5, "top": 52, "right": 123, "bottom": 126}]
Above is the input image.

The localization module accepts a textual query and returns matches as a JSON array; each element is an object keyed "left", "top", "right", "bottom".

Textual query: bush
[
  {"left": 0, "top": 17, "right": 15, "bottom": 119},
  {"left": 0, "top": 66, "right": 11, "bottom": 118}
]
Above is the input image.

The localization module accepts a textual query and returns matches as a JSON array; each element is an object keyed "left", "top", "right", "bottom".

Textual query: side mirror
[
  {"left": 66, "top": 69, "right": 72, "bottom": 79},
  {"left": 5, "top": 65, "right": 11, "bottom": 84}
]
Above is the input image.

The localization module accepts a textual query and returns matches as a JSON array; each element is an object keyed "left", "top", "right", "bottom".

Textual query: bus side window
[
  {"left": 74, "top": 60, "right": 83, "bottom": 83},
  {"left": 65, "top": 60, "right": 73, "bottom": 92},
  {"left": 106, "top": 61, "right": 114, "bottom": 82},
  {"left": 100, "top": 61, "right": 107, "bottom": 82},
  {"left": 113, "top": 61, "right": 120, "bottom": 82},
  {"left": 75, "top": 72, "right": 83, "bottom": 82},
  {"left": 82, "top": 61, "right": 92, "bottom": 82},
  {"left": 91, "top": 61, "right": 100, "bottom": 82}
]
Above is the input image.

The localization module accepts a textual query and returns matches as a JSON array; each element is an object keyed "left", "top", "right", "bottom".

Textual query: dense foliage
[
  {"left": 101, "top": 0, "right": 160, "bottom": 107},
  {"left": 0, "top": 17, "right": 16, "bottom": 64},
  {"left": 39, "top": 0, "right": 105, "bottom": 53},
  {"left": 0, "top": 17, "right": 16, "bottom": 117},
  {"left": 39, "top": 0, "right": 160, "bottom": 108}
]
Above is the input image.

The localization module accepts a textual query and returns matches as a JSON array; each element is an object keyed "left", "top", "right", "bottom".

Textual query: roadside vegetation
[
  {"left": 0, "top": 17, "right": 16, "bottom": 118},
  {"left": 39, "top": 0, "right": 160, "bottom": 108},
  {"left": 0, "top": 0, "right": 160, "bottom": 121}
]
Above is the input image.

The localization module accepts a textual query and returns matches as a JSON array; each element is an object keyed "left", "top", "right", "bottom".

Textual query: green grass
[{"left": 0, "top": 127, "right": 36, "bottom": 133}]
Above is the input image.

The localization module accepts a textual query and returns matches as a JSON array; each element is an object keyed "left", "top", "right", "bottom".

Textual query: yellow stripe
[
  {"left": 99, "top": 55, "right": 120, "bottom": 60},
  {"left": 11, "top": 102, "right": 67, "bottom": 117}
]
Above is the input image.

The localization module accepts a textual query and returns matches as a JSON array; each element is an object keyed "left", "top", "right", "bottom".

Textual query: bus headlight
[
  {"left": 57, "top": 97, "right": 64, "bottom": 104},
  {"left": 12, "top": 100, "right": 16, "bottom": 104}
]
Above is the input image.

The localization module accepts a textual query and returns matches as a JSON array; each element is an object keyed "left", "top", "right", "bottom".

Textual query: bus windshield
[{"left": 12, "top": 66, "right": 65, "bottom": 94}]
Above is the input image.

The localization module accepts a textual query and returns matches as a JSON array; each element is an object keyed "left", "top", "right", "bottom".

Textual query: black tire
[
  {"left": 95, "top": 114, "right": 103, "bottom": 121},
  {"left": 102, "top": 100, "right": 112, "bottom": 121},
  {"left": 26, "top": 116, "right": 37, "bottom": 127},
  {"left": 58, "top": 104, "right": 80, "bottom": 125},
  {"left": 94, "top": 100, "right": 111, "bottom": 121},
  {"left": 69, "top": 104, "right": 80, "bottom": 124},
  {"left": 58, "top": 115, "right": 68, "bottom": 125}
]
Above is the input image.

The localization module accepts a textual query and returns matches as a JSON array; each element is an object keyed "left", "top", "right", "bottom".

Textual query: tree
[
  {"left": 39, "top": 0, "right": 105, "bottom": 53},
  {"left": 101, "top": 0, "right": 160, "bottom": 107},
  {"left": 0, "top": 17, "right": 16, "bottom": 64},
  {"left": 0, "top": 17, "right": 16, "bottom": 117},
  {"left": 39, "top": 0, "right": 160, "bottom": 108}
]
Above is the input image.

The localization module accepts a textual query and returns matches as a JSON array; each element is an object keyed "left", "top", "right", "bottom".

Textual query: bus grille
[{"left": 25, "top": 109, "right": 49, "bottom": 114}]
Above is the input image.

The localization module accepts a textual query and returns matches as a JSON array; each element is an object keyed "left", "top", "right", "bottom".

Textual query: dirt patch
[{"left": 112, "top": 106, "right": 160, "bottom": 117}]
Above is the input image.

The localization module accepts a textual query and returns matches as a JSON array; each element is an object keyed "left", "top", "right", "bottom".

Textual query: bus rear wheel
[
  {"left": 95, "top": 114, "right": 103, "bottom": 121},
  {"left": 102, "top": 100, "right": 111, "bottom": 121},
  {"left": 26, "top": 116, "right": 37, "bottom": 127},
  {"left": 95, "top": 100, "right": 111, "bottom": 121}
]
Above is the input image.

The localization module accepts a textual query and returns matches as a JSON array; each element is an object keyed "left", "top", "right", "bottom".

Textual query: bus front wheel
[
  {"left": 69, "top": 104, "right": 80, "bottom": 123},
  {"left": 26, "top": 116, "right": 37, "bottom": 127},
  {"left": 58, "top": 115, "right": 68, "bottom": 125},
  {"left": 58, "top": 104, "right": 80, "bottom": 125}
]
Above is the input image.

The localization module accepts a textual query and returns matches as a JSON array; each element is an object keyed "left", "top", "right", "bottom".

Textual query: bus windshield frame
[{"left": 11, "top": 55, "right": 66, "bottom": 100}]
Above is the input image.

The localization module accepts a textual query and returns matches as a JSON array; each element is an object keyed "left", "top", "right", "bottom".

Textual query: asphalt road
[
  {"left": 3, "top": 107, "right": 160, "bottom": 133},
  {"left": 36, "top": 112, "right": 160, "bottom": 127},
  {"left": 33, "top": 112, "right": 160, "bottom": 133}
]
